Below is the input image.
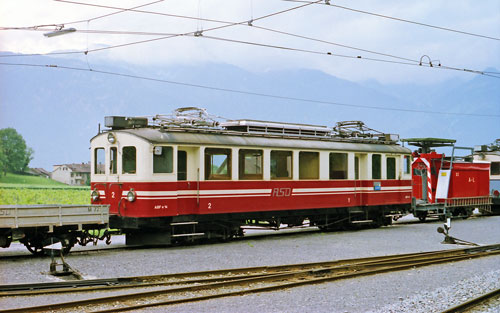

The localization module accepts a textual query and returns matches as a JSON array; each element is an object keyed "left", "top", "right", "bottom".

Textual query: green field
[
  {"left": 0, "top": 173, "right": 90, "bottom": 205},
  {"left": 0, "top": 172, "right": 70, "bottom": 187},
  {"left": 0, "top": 188, "right": 90, "bottom": 205}
]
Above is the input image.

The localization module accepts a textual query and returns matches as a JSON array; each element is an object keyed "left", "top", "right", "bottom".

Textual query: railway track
[
  {"left": 440, "top": 287, "right": 500, "bottom": 313},
  {"left": 1, "top": 244, "right": 500, "bottom": 313}
]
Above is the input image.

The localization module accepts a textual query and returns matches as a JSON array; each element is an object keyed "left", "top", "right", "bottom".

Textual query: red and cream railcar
[{"left": 90, "top": 109, "right": 412, "bottom": 245}]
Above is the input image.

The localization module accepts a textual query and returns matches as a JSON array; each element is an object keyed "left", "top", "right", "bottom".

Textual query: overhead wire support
[
  {"left": 283, "top": 0, "right": 500, "bottom": 41},
  {"left": 0, "top": 61, "right": 498, "bottom": 118}
]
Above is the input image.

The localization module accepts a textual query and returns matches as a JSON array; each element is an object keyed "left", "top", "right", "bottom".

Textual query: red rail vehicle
[
  {"left": 90, "top": 108, "right": 413, "bottom": 245},
  {"left": 403, "top": 138, "right": 491, "bottom": 221}
]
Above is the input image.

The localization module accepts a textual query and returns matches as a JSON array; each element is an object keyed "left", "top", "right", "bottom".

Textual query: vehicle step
[
  {"left": 350, "top": 220, "right": 374, "bottom": 224},
  {"left": 171, "top": 233, "right": 205, "bottom": 238},
  {"left": 170, "top": 222, "right": 198, "bottom": 226}
]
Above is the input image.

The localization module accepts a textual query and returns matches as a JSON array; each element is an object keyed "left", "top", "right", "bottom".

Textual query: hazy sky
[{"left": 1, "top": 0, "right": 499, "bottom": 84}]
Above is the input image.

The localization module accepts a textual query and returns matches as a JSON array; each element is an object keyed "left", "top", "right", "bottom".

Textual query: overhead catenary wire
[
  {"left": 0, "top": 61, "right": 498, "bottom": 118},
  {"left": 56, "top": 0, "right": 322, "bottom": 54},
  {"left": 6, "top": 0, "right": 493, "bottom": 77},
  {"left": 1, "top": 2, "right": 497, "bottom": 78},
  {"left": 1, "top": 28, "right": 498, "bottom": 79},
  {"left": 283, "top": 0, "right": 500, "bottom": 41},
  {"left": 47, "top": 0, "right": 419, "bottom": 64}
]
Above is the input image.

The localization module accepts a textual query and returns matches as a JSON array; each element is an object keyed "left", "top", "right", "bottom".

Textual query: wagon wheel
[
  {"left": 417, "top": 212, "right": 427, "bottom": 222},
  {"left": 24, "top": 239, "right": 44, "bottom": 256}
]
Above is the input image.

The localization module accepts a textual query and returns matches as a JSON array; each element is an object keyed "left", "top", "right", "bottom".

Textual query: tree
[
  {"left": 0, "top": 128, "right": 34, "bottom": 175},
  {"left": 0, "top": 145, "right": 6, "bottom": 176}
]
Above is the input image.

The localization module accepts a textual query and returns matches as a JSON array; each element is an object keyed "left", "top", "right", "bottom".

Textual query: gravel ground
[{"left": 1, "top": 214, "right": 499, "bottom": 312}]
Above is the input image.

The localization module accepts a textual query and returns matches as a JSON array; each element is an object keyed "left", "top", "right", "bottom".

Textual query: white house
[{"left": 51, "top": 163, "right": 91, "bottom": 186}]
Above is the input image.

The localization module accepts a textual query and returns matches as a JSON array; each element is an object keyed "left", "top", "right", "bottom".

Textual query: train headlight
[
  {"left": 91, "top": 189, "right": 100, "bottom": 201},
  {"left": 127, "top": 189, "right": 136, "bottom": 202},
  {"left": 107, "top": 133, "right": 116, "bottom": 144}
]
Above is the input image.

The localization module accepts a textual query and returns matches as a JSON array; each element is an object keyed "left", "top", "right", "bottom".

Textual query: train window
[
  {"left": 386, "top": 157, "right": 396, "bottom": 179},
  {"left": 110, "top": 147, "right": 117, "bottom": 174},
  {"left": 153, "top": 146, "right": 173, "bottom": 173},
  {"left": 372, "top": 154, "right": 381, "bottom": 179},
  {"left": 122, "top": 146, "right": 136, "bottom": 174},
  {"left": 239, "top": 149, "right": 263, "bottom": 180},
  {"left": 178, "top": 150, "right": 187, "bottom": 181},
  {"left": 94, "top": 148, "right": 105, "bottom": 174},
  {"left": 205, "top": 148, "right": 231, "bottom": 180},
  {"left": 355, "top": 156, "right": 359, "bottom": 180},
  {"left": 329, "top": 153, "right": 348, "bottom": 179},
  {"left": 271, "top": 150, "right": 292, "bottom": 180},
  {"left": 491, "top": 162, "right": 500, "bottom": 175},
  {"left": 404, "top": 155, "right": 411, "bottom": 174},
  {"left": 299, "top": 151, "right": 319, "bottom": 180}
]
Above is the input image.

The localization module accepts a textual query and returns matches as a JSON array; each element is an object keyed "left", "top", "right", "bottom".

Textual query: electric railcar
[{"left": 90, "top": 108, "right": 413, "bottom": 245}]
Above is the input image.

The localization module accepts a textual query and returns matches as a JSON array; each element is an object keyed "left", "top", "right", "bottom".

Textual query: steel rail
[
  {"left": 1, "top": 245, "right": 493, "bottom": 296},
  {"left": 94, "top": 250, "right": 500, "bottom": 313},
  {"left": 440, "top": 287, "right": 500, "bottom": 313},
  {"left": 1, "top": 246, "right": 499, "bottom": 312}
]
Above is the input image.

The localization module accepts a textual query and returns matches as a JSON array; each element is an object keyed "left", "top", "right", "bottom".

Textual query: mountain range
[{"left": 0, "top": 52, "right": 498, "bottom": 170}]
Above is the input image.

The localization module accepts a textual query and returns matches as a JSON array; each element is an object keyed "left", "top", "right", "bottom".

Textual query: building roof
[
  {"left": 54, "top": 163, "right": 91, "bottom": 173},
  {"left": 29, "top": 168, "right": 51, "bottom": 176}
]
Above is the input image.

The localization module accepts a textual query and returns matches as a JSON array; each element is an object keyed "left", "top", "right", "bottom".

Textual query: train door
[
  {"left": 107, "top": 146, "right": 123, "bottom": 215},
  {"left": 176, "top": 146, "right": 200, "bottom": 215},
  {"left": 354, "top": 154, "right": 367, "bottom": 206}
]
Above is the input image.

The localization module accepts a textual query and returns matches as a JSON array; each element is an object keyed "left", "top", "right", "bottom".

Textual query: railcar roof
[{"left": 96, "top": 128, "right": 411, "bottom": 154}]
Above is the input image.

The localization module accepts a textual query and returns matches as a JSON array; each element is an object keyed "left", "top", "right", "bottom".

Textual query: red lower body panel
[{"left": 92, "top": 180, "right": 412, "bottom": 218}]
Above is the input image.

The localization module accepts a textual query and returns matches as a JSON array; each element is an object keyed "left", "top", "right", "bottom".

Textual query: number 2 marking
[
  {"left": 111, "top": 192, "right": 115, "bottom": 199},
  {"left": 208, "top": 203, "right": 212, "bottom": 209}
]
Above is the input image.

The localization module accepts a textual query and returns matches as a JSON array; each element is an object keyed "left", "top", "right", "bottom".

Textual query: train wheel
[
  {"left": 24, "top": 239, "right": 44, "bottom": 256},
  {"left": 417, "top": 212, "right": 427, "bottom": 222}
]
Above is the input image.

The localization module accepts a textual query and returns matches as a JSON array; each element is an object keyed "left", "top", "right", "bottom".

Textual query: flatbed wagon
[{"left": 0, "top": 204, "right": 109, "bottom": 254}]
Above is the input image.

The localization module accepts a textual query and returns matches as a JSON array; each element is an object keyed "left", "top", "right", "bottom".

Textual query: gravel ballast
[{"left": 0, "top": 215, "right": 499, "bottom": 312}]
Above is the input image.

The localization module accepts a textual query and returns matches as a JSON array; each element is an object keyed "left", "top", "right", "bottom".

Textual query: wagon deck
[
  {"left": 0, "top": 204, "right": 109, "bottom": 230},
  {"left": 0, "top": 204, "right": 109, "bottom": 254}
]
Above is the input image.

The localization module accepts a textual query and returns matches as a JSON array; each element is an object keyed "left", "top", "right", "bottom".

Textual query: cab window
[
  {"left": 491, "top": 162, "right": 500, "bottom": 175},
  {"left": 94, "top": 148, "right": 105, "bottom": 174},
  {"left": 205, "top": 148, "right": 231, "bottom": 180},
  {"left": 239, "top": 149, "right": 263, "bottom": 180},
  {"left": 123, "top": 146, "right": 136, "bottom": 174},
  {"left": 404, "top": 155, "right": 411, "bottom": 174},
  {"left": 110, "top": 147, "right": 117, "bottom": 174},
  {"left": 153, "top": 146, "right": 173, "bottom": 173}
]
